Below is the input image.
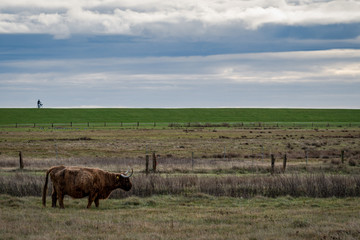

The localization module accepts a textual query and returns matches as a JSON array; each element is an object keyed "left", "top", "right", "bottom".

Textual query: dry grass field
[
  {"left": 1, "top": 125, "right": 360, "bottom": 239},
  {"left": 1, "top": 194, "right": 360, "bottom": 240},
  {"left": 1, "top": 126, "right": 359, "bottom": 172}
]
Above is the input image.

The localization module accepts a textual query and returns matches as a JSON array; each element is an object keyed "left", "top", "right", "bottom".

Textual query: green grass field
[{"left": 0, "top": 108, "right": 359, "bottom": 125}]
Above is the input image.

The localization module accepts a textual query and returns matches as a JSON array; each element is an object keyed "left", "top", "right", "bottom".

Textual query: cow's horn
[{"left": 121, "top": 168, "right": 133, "bottom": 178}]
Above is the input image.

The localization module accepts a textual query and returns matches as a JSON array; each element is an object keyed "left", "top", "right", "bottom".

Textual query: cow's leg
[
  {"left": 87, "top": 198, "right": 93, "bottom": 208},
  {"left": 58, "top": 193, "right": 65, "bottom": 209},
  {"left": 51, "top": 187, "right": 57, "bottom": 208},
  {"left": 95, "top": 197, "right": 100, "bottom": 208},
  {"left": 87, "top": 193, "right": 97, "bottom": 209}
]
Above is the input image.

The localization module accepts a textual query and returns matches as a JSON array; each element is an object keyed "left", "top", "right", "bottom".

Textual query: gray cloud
[
  {"left": 1, "top": 1, "right": 359, "bottom": 109},
  {"left": 1, "top": 49, "right": 359, "bottom": 108},
  {"left": 1, "top": 0, "right": 360, "bottom": 39},
  {"left": 2, "top": 49, "right": 359, "bottom": 82}
]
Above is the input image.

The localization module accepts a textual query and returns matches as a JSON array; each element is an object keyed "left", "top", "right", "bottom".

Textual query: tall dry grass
[
  {"left": 0, "top": 173, "right": 43, "bottom": 197},
  {"left": 1, "top": 172, "right": 359, "bottom": 198},
  {"left": 124, "top": 174, "right": 360, "bottom": 198}
]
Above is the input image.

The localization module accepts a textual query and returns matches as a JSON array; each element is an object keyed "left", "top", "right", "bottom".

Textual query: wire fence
[
  {"left": 2, "top": 145, "right": 358, "bottom": 174},
  {"left": 1, "top": 121, "right": 360, "bottom": 129}
]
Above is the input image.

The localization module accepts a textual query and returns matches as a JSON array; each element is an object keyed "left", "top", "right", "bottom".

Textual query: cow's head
[{"left": 115, "top": 169, "right": 133, "bottom": 191}]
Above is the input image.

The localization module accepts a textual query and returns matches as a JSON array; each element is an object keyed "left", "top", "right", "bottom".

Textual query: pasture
[
  {"left": 1, "top": 194, "right": 359, "bottom": 240},
  {"left": 1, "top": 108, "right": 360, "bottom": 125},
  {"left": 1, "top": 108, "right": 360, "bottom": 239}
]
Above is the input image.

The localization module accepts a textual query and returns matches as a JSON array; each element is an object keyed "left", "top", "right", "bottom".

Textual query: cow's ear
[{"left": 116, "top": 175, "right": 120, "bottom": 180}]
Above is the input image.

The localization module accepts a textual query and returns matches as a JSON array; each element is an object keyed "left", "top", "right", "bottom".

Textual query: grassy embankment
[{"left": 0, "top": 108, "right": 359, "bottom": 126}]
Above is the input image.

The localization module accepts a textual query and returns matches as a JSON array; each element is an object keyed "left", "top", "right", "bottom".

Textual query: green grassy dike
[{"left": 1, "top": 108, "right": 359, "bottom": 125}]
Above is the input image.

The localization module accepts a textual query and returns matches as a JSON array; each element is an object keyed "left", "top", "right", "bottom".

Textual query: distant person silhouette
[{"left": 37, "top": 99, "right": 43, "bottom": 108}]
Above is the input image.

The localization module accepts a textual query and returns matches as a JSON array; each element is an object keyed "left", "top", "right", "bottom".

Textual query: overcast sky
[{"left": 1, "top": 0, "right": 359, "bottom": 108}]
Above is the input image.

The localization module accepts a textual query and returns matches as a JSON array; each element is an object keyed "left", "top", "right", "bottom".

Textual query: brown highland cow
[{"left": 42, "top": 165, "right": 133, "bottom": 208}]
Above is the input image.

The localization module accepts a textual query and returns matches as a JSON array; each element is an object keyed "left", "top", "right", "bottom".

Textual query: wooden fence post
[
  {"left": 152, "top": 152, "right": 157, "bottom": 173},
  {"left": 145, "top": 154, "right": 149, "bottom": 175},
  {"left": 283, "top": 154, "right": 287, "bottom": 173},
  {"left": 55, "top": 142, "right": 58, "bottom": 160},
  {"left": 271, "top": 154, "right": 275, "bottom": 174},
  {"left": 19, "top": 151, "right": 24, "bottom": 169},
  {"left": 192, "top": 152, "right": 194, "bottom": 170}
]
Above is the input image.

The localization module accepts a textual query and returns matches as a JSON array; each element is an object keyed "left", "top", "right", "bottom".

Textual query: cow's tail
[{"left": 42, "top": 166, "right": 61, "bottom": 207}]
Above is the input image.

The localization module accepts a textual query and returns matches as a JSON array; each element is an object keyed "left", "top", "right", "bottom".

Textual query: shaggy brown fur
[{"left": 42, "top": 165, "right": 132, "bottom": 208}]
